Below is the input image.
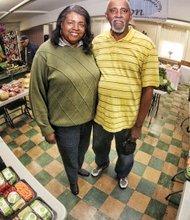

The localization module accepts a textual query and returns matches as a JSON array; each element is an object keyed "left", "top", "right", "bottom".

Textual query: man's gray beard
[{"left": 111, "top": 19, "right": 126, "bottom": 33}]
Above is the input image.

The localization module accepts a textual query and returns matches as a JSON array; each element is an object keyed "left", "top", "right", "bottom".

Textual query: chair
[
  {"left": 0, "top": 106, "right": 15, "bottom": 127},
  {"left": 4, "top": 97, "right": 33, "bottom": 127}
]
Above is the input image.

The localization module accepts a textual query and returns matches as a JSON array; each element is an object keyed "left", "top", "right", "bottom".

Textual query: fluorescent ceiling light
[{"left": 0, "top": 0, "right": 36, "bottom": 20}]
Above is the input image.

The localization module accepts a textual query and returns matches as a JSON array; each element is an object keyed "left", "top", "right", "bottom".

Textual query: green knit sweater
[{"left": 29, "top": 40, "right": 100, "bottom": 136}]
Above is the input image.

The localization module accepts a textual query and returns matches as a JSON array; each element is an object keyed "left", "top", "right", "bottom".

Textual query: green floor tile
[
  {"left": 111, "top": 185, "right": 133, "bottom": 203},
  {"left": 162, "top": 127, "right": 173, "bottom": 136},
  {"left": 157, "top": 141, "right": 169, "bottom": 151},
  {"left": 139, "top": 143, "right": 154, "bottom": 155},
  {"left": 158, "top": 172, "right": 173, "bottom": 189},
  {"left": 9, "top": 130, "right": 22, "bottom": 139},
  {"left": 34, "top": 170, "right": 53, "bottom": 186},
  {"left": 21, "top": 140, "right": 36, "bottom": 151},
  {"left": 36, "top": 153, "right": 54, "bottom": 167},
  {"left": 168, "top": 193, "right": 181, "bottom": 208},
  {"left": 83, "top": 187, "right": 108, "bottom": 209},
  {"left": 136, "top": 178, "right": 156, "bottom": 197},
  {"left": 19, "top": 154, "right": 32, "bottom": 166},
  {"left": 39, "top": 141, "right": 53, "bottom": 150},
  {"left": 119, "top": 206, "right": 143, "bottom": 220},
  {"left": 166, "top": 153, "right": 180, "bottom": 166},
  {"left": 106, "top": 164, "right": 117, "bottom": 178},
  {"left": 55, "top": 171, "right": 69, "bottom": 187},
  {"left": 171, "top": 138, "right": 182, "bottom": 148},
  {"left": 84, "top": 151, "right": 95, "bottom": 164},
  {"left": 7, "top": 141, "right": 18, "bottom": 150},
  {"left": 25, "top": 128, "right": 39, "bottom": 137},
  {"left": 166, "top": 118, "right": 176, "bottom": 125},
  {"left": 58, "top": 190, "right": 80, "bottom": 212},
  {"left": 148, "top": 156, "right": 164, "bottom": 171},
  {"left": 132, "top": 161, "right": 146, "bottom": 176},
  {"left": 145, "top": 199, "right": 167, "bottom": 220},
  {"left": 28, "top": 120, "right": 37, "bottom": 127},
  {"left": 16, "top": 120, "right": 26, "bottom": 127}
]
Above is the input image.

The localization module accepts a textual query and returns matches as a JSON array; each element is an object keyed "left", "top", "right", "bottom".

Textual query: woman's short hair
[{"left": 51, "top": 5, "right": 93, "bottom": 55}]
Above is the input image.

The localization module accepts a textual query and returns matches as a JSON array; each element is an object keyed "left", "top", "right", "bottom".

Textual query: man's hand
[
  {"left": 45, "top": 133, "right": 56, "bottom": 144},
  {"left": 131, "top": 125, "right": 142, "bottom": 140}
]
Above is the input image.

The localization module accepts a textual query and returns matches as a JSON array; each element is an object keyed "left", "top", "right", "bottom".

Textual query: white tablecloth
[
  {"left": 166, "top": 68, "right": 181, "bottom": 90},
  {"left": 180, "top": 65, "right": 190, "bottom": 85}
]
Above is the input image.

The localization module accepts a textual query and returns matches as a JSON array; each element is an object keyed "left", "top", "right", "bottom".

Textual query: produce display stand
[{"left": 0, "top": 137, "right": 67, "bottom": 219}]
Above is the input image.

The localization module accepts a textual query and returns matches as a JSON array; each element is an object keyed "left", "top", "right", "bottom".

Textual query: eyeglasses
[{"left": 108, "top": 8, "right": 130, "bottom": 15}]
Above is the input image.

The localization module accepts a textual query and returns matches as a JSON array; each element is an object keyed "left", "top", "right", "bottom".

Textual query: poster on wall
[
  {"left": 2, "top": 31, "right": 20, "bottom": 63},
  {"left": 129, "top": 0, "right": 168, "bottom": 21}
]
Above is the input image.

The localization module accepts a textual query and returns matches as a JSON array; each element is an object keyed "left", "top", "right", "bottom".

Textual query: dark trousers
[
  {"left": 93, "top": 122, "right": 134, "bottom": 178},
  {"left": 54, "top": 121, "right": 92, "bottom": 185}
]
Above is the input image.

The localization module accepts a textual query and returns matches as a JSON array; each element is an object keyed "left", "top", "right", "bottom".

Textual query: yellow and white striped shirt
[{"left": 93, "top": 27, "right": 159, "bottom": 132}]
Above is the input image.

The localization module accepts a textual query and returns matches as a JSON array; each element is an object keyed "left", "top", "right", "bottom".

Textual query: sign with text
[{"left": 129, "top": 0, "right": 168, "bottom": 21}]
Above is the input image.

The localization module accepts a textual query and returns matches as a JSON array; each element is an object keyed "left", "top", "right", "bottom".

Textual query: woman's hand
[{"left": 45, "top": 133, "right": 56, "bottom": 144}]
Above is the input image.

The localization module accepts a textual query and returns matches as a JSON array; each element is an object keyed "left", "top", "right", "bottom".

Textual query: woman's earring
[{"left": 83, "top": 33, "right": 86, "bottom": 39}]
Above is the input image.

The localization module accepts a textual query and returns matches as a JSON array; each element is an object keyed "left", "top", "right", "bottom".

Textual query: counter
[
  {"left": 176, "top": 181, "right": 190, "bottom": 220},
  {"left": 0, "top": 137, "right": 67, "bottom": 219}
]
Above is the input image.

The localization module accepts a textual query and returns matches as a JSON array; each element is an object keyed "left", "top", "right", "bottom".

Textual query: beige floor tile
[
  {"left": 168, "top": 145, "right": 181, "bottom": 157},
  {"left": 152, "top": 185, "right": 171, "bottom": 204},
  {"left": 135, "top": 151, "right": 151, "bottom": 165},
  {"left": 144, "top": 136, "right": 158, "bottom": 146},
  {"left": 100, "top": 196, "right": 125, "bottom": 220},
  {"left": 163, "top": 205, "right": 178, "bottom": 220},
  {"left": 19, "top": 124, "right": 32, "bottom": 133},
  {"left": 30, "top": 133, "right": 44, "bottom": 144},
  {"left": 70, "top": 200, "right": 97, "bottom": 220},
  {"left": 142, "top": 214, "right": 156, "bottom": 220},
  {"left": 45, "top": 178, "right": 66, "bottom": 197},
  {"left": 128, "top": 173, "right": 141, "bottom": 190},
  {"left": 44, "top": 160, "right": 64, "bottom": 177},
  {"left": 26, "top": 160, "right": 42, "bottom": 176},
  {"left": 15, "top": 134, "right": 29, "bottom": 145},
  {"left": 78, "top": 178, "right": 92, "bottom": 198},
  {"left": 27, "top": 145, "right": 44, "bottom": 160},
  {"left": 128, "top": 191, "right": 150, "bottom": 213},
  {"left": 172, "top": 132, "right": 183, "bottom": 141},
  {"left": 94, "top": 175, "right": 117, "bottom": 194},
  {"left": 182, "top": 142, "right": 190, "bottom": 151},
  {"left": 162, "top": 162, "right": 178, "bottom": 177},
  {"left": 151, "top": 124, "right": 162, "bottom": 133},
  {"left": 172, "top": 181, "right": 184, "bottom": 192},
  {"left": 164, "top": 123, "right": 175, "bottom": 131},
  {"left": 178, "top": 158, "right": 186, "bottom": 169},
  {"left": 153, "top": 148, "right": 167, "bottom": 160},
  {"left": 13, "top": 147, "right": 25, "bottom": 158},
  {"left": 1, "top": 135, "right": 13, "bottom": 144},
  {"left": 159, "top": 133, "right": 172, "bottom": 144},
  {"left": 143, "top": 167, "right": 161, "bottom": 183},
  {"left": 46, "top": 145, "right": 60, "bottom": 159}
]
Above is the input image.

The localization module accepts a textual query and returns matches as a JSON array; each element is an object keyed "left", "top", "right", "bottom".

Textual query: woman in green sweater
[{"left": 29, "top": 5, "right": 100, "bottom": 195}]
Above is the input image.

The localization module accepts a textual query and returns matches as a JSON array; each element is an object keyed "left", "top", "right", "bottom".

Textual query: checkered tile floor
[{"left": 0, "top": 84, "right": 189, "bottom": 220}]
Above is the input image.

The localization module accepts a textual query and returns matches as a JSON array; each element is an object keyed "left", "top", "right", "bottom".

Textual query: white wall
[
  {"left": 20, "top": 0, "right": 108, "bottom": 31},
  {"left": 19, "top": 0, "right": 190, "bottom": 31}
]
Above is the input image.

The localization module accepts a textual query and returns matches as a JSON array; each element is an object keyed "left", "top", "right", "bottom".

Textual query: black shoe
[
  {"left": 70, "top": 183, "right": 79, "bottom": 195},
  {"left": 78, "top": 168, "right": 90, "bottom": 177}
]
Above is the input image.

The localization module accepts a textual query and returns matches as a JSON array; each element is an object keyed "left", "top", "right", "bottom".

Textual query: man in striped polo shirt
[{"left": 91, "top": 0, "right": 160, "bottom": 189}]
